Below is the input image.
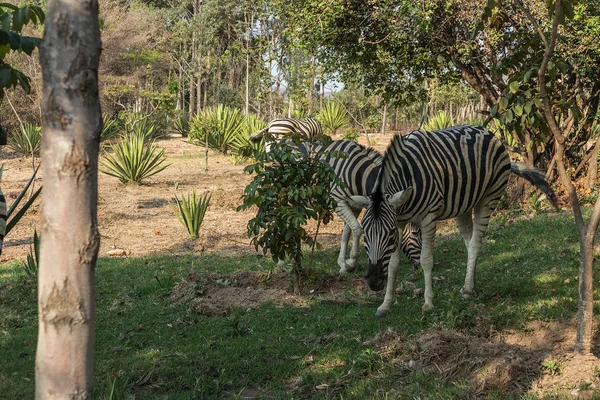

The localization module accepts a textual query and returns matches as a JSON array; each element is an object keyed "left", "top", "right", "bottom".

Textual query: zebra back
[
  {"left": 379, "top": 125, "right": 512, "bottom": 222},
  {"left": 251, "top": 117, "right": 324, "bottom": 144}
]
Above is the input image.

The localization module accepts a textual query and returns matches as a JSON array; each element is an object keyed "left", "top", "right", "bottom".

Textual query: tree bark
[
  {"left": 37, "top": 0, "right": 102, "bottom": 398},
  {"left": 188, "top": 30, "right": 196, "bottom": 119},
  {"left": 381, "top": 105, "right": 387, "bottom": 135}
]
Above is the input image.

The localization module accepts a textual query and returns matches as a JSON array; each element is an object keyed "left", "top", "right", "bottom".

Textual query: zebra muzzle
[{"left": 365, "top": 260, "right": 386, "bottom": 292}]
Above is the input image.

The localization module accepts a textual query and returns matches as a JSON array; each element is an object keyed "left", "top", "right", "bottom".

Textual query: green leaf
[
  {"left": 524, "top": 69, "right": 533, "bottom": 83},
  {"left": 0, "top": 66, "right": 11, "bottom": 87},
  {"left": 499, "top": 97, "right": 508, "bottom": 111},
  {"left": 563, "top": 0, "right": 574, "bottom": 20},
  {"left": 514, "top": 104, "right": 523, "bottom": 117},
  {"left": 509, "top": 81, "right": 519, "bottom": 94},
  {"left": 524, "top": 101, "right": 533, "bottom": 115},
  {"left": 490, "top": 104, "right": 499, "bottom": 118},
  {"left": 504, "top": 109, "right": 514, "bottom": 124},
  {"left": 7, "top": 31, "right": 19, "bottom": 49}
]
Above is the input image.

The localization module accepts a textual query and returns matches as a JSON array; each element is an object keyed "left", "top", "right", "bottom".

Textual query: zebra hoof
[
  {"left": 375, "top": 309, "right": 389, "bottom": 318},
  {"left": 344, "top": 259, "right": 356, "bottom": 272},
  {"left": 461, "top": 288, "right": 474, "bottom": 299},
  {"left": 422, "top": 303, "right": 434, "bottom": 311}
]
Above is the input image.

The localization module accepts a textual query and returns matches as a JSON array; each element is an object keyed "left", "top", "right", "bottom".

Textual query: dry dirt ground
[{"left": 1, "top": 134, "right": 599, "bottom": 397}]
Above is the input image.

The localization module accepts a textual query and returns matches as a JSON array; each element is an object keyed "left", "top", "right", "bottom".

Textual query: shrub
[
  {"left": 101, "top": 116, "right": 120, "bottom": 142},
  {"left": 423, "top": 110, "right": 454, "bottom": 131},
  {"left": 100, "top": 131, "right": 169, "bottom": 184},
  {"left": 317, "top": 102, "right": 350, "bottom": 134},
  {"left": 189, "top": 105, "right": 244, "bottom": 154},
  {"left": 22, "top": 229, "right": 40, "bottom": 277},
  {"left": 342, "top": 127, "right": 360, "bottom": 142},
  {"left": 238, "top": 137, "right": 341, "bottom": 292},
  {"left": 172, "top": 190, "right": 211, "bottom": 239},
  {"left": 368, "top": 136, "right": 378, "bottom": 146},
  {"left": 126, "top": 118, "right": 160, "bottom": 141},
  {"left": 172, "top": 114, "right": 190, "bottom": 137},
  {"left": 234, "top": 113, "right": 267, "bottom": 158},
  {"left": 1, "top": 164, "right": 42, "bottom": 237},
  {"left": 9, "top": 123, "right": 42, "bottom": 156}
]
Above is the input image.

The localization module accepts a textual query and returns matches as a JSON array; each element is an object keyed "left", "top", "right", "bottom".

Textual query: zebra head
[{"left": 352, "top": 186, "right": 413, "bottom": 291}]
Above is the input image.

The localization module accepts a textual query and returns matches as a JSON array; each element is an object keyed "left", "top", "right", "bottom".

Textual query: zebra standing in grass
[
  {"left": 0, "top": 168, "right": 6, "bottom": 257},
  {"left": 305, "top": 139, "right": 421, "bottom": 274},
  {"left": 250, "top": 117, "right": 324, "bottom": 151},
  {"left": 351, "top": 125, "right": 558, "bottom": 316}
]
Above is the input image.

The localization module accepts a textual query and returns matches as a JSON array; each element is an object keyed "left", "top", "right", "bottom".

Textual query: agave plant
[
  {"left": 232, "top": 113, "right": 267, "bottom": 158},
  {"left": 172, "top": 114, "right": 190, "bottom": 137},
  {"left": 100, "top": 131, "right": 169, "bottom": 184},
  {"left": 423, "top": 110, "right": 454, "bottom": 131},
  {"left": 22, "top": 228, "right": 40, "bottom": 277},
  {"left": 100, "top": 116, "right": 120, "bottom": 142},
  {"left": 189, "top": 105, "right": 245, "bottom": 154},
  {"left": 172, "top": 190, "right": 211, "bottom": 239},
  {"left": 318, "top": 102, "right": 350, "bottom": 135},
  {"left": 8, "top": 123, "right": 42, "bottom": 156},
  {"left": 126, "top": 118, "right": 159, "bottom": 141}
]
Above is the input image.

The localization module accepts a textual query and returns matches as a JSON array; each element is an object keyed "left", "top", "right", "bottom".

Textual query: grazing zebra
[
  {"left": 250, "top": 117, "right": 323, "bottom": 150},
  {"left": 351, "top": 125, "right": 558, "bottom": 315},
  {"left": 0, "top": 168, "right": 6, "bottom": 257},
  {"left": 304, "top": 139, "right": 421, "bottom": 273}
]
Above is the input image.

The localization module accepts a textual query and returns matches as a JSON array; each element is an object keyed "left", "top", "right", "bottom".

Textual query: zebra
[
  {"left": 0, "top": 167, "right": 6, "bottom": 257},
  {"left": 302, "top": 139, "right": 421, "bottom": 274},
  {"left": 250, "top": 117, "right": 324, "bottom": 151},
  {"left": 350, "top": 125, "right": 558, "bottom": 316}
]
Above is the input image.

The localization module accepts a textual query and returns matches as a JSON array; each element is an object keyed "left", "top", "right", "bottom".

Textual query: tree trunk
[
  {"left": 576, "top": 230, "right": 596, "bottom": 353},
  {"left": 188, "top": 31, "right": 196, "bottom": 119},
  {"left": 381, "top": 105, "right": 387, "bottom": 135},
  {"left": 36, "top": 0, "right": 102, "bottom": 398},
  {"left": 587, "top": 138, "right": 600, "bottom": 188}
]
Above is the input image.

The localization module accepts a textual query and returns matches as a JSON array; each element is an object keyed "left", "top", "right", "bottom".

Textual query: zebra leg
[
  {"left": 454, "top": 211, "right": 473, "bottom": 249},
  {"left": 336, "top": 203, "right": 362, "bottom": 274},
  {"left": 337, "top": 223, "right": 352, "bottom": 273},
  {"left": 420, "top": 218, "right": 437, "bottom": 310},
  {"left": 462, "top": 204, "right": 493, "bottom": 297},
  {"left": 375, "top": 230, "right": 404, "bottom": 317}
]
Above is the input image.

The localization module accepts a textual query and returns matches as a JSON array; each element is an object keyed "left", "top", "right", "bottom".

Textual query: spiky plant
[
  {"left": 233, "top": 113, "right": 267, "bottom": 158},
  {"left": 317, "top": 102, "right": 350, "bottom": 134},
  {"left": 172, "top": 190, "right": 211, "bottom": 239},
  {"left": 101, "top": 116, "right": 120, "bottom": 142},
  {"left": 189, "top": 105, "right": 244, "bottom": 154},
  {"left": 1, "top": 164, "right": 42, "bottom": 237},
  {"left": 8, "top": 123, "right": 42, "bottom": 156},
  {"left": 423, "top": 110, "right": 454, "bottom": 131},
  {"left": 172, "top": 115, "right": 190, "bottom": 137},
  {"left": 22, "top": 229, "right": 40, "bottom": 277},
  {"left": 100, "top": 131, "right": 169, "bottom": 184},
  {"left": 126, "top": 118, "right": 159, "bottom": 141}
]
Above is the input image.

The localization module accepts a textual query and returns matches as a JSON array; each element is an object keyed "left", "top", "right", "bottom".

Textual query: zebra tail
[
  {"left": 510, "top": 163, "right": 559, "bottom": 210},
  {"left": 249, "top": 127, "right": 268, "bottom": 143}
]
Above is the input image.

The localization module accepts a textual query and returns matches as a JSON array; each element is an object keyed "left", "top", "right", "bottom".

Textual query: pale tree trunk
[
  {"left": 36, "top": 0, "right": 102, "bottom": 398},
  {"left": 528, "top": 0, "right": 600, "bottom": 353},
  {"left": 381, "top": 105, "right": 387, "bottom": 135},
  {"left": 587, "top": 138, "right": 599, "bottom": 188},
  {"left": 188, "top": 31, "right": 196, "bottom": 119}
]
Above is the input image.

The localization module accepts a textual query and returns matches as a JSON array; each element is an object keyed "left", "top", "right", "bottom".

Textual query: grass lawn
[{"left": 1, "top": 208, "right": 597, "bottom": 399}]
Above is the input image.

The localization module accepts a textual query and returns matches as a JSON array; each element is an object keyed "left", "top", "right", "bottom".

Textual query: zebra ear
[
  {"left": 389, "top": 187, "right": 413, "bottom": 209},
  {"left": 349, "top": 195, "right": 370, "bottom": 207}
]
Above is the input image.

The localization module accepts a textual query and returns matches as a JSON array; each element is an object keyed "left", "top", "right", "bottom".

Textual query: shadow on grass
[{"left": 0, "top": 209, "right": 596, "bottom": 399}]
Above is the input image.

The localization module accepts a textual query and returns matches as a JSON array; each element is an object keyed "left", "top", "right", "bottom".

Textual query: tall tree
[{"left": 36, "top": 0, "right": 102, "bottom": 397}]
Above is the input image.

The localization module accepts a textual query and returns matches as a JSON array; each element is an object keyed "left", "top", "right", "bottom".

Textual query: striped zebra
[
  {"left": 0, "top": 167, "right": 6, "bottom": 257},
  {"left": 303, "top": 139, "right": 421, "bottom": 273},
  {"left": 351, "top": 125, "right": 558, "bottom": 315},
  {"left": 250, "top": 117, "right": 323, "bottom": 151}
]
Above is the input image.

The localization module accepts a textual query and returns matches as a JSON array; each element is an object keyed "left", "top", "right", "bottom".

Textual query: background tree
[{"left": 36, "top": 0, "right": 102, "bottom": 397}]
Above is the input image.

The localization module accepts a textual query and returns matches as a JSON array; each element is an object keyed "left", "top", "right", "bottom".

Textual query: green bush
[
  {"left": 126, "top": 118, "right": 160, "bottom": 141},
  {"left": 1, "top": 164, "right": 42, "bottom": 237},
  {"left": 172, "top": 114, "right": 190, "bottom": 137},
  {"left": 189, "top": 105, "right": 245, "bottom": 154},
  {"left": 9, "top": 123, "right": 42, "bottom": 156},
  {"left": 22, "top": 229, "right": 40, "bottom": 277},
  {"left": 423, "top": 110, "right": 454, "bottom": 131},
  {"left": 342, "top": 127, "right": 360, "bottom": 142},
  {"left": 101, "top": 117, "right": 120, "bottom": 142},
  {"left": 100, "top": 131, "right": 169, "bottom": 184},
  {"left": 234, "top": 113, "right": 267, "bottom": 158},
  {"left": 317, "top": 102, "right": 350, "bottom": 134},
  {"left": 172, "top": 190, "right": 211, "bottom": 239}
]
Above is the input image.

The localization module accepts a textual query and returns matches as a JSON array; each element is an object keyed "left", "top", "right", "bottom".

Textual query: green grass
[{"left": 0, "top": 209, "right": 597, "bottom": 399}]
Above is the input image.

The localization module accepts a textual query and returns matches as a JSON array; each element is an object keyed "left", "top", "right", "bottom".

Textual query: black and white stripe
[
  {"left": 0, "top": 167, "right": 7, "bottom": 257},
  {"left": 306, "top": 140, "right": 421, "bottom": 273},
  {"left": 352, "top": 125, "right": 557, "bottom": 315},
  {"left": 250, "top": 117, "right": 323, "bottom": 149}
]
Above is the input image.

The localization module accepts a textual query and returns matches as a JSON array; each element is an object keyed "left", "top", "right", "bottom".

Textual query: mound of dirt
[{"left": 170, "top": 270, "right": 371, "bottom": 316}]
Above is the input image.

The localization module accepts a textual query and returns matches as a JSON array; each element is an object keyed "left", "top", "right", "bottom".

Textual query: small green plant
[
  {"left": 172, "top": 114, "right": 190, "bottom": 137},
  {"left": 100, "top": 131, "right": 169, "bottom": 184},
  {"left": 368, "top": 136, "right": 378, "bottom": 146},
  {"left": 126, "top": 118, "right": 159, "bottom": 141},
  {"left": 541, "top": 360, "right": 563, "bottom": 376},
  {"left": 1, "top": 165, "right": 42, "bottom": 238},
  {"left": 355, "top": 348, "right": 383, "bottom": 375},
  {"left": 238, "top": 137, "right": 340, "bottom": 293},
  {"left": 22, "top": 229, "right": 40, "bottom": 277},
  {"left": 423, "top": 110, "right": 454, "bottom": 131},
  {"left": 342, "top": 127, "right": 360, "bottom": 142},
  {"left": 8, "top": 123, "right": 42, "bottom": 156},
  {"left": 317, "top": 102, "right": 350, "bottom": 134},
  {"left": 101, "top": 116, "right": 120, "bottom": 142},
  {"left": 172, "top": 190, "right": 211, "bottom": 239},
  {"left": 235, "top": 113, "right": 267, "bottom": 158},
  {"left": 189, "top": 105, "right": 245, "bottom": 154},
  {"left": 229, "top": 153, "right": 247, "bottom": 165}
]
